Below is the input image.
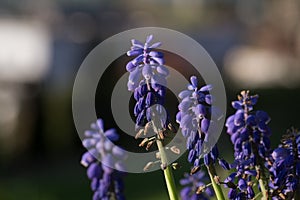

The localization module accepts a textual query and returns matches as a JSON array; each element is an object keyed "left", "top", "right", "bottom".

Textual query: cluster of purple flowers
[
  {"left": 268, "top": 128, "right": 300, "bottom": 199},
  {"left": 177, "top": 76, "right": 228, "bottom": 199},
  {"left": 79, "top": 34, "right": 300, "bottom": 200},
  {"left": 81, "top": 119, "right": 126, "bottom": 200},
  {"left": 224, "top": 172, "right": 255, "bottom": 200},
  {"left": 126, "top": 35, "right": 168, "bottom": 92},
  {"left": 126, "top": 35, "right": 172, "bottom": 137},
  {"left": 133, "top": 81, "right": 167, "bottom": 129},
  {"left": 225, "top": 91, "right": 271, "bottom": 199},
  {"left": 176, "top": 76, "right": 219, "bottom": 167},
  {"left": 180, "top": 171, "right": 214, "bottom": 200}
]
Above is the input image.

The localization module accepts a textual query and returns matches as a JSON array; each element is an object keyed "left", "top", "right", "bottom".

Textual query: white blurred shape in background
[
  {"left": 0, "top": 19, "right": 51, "bottom": 83},
  {"left": 224, "top": 46, "right": 300, "bottom": 88},
  {"left": 0, "top": 18, "right": 51, "bottom": 159}
]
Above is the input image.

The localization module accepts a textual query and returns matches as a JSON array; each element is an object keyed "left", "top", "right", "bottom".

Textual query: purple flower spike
[
  {"left": 126, "top": 35, "right": 168, "bottom": 91},
  {"left": 268, "top": 128, "right": 300, "bottom": 199},
  {"left": 126, "top": 35, "right": 174, "bottom": 138},
  {"left": 81, "top": 118, "right": 126, "bottom": 200},
  {"left": 224, "top": 90, "right": 272, "bottom": 199},
  {"left": 177, "top": 76, "right": 226, "bottom": 168},
  {"left": 177, "top": 76, "right": 229, "bottom": 200}
]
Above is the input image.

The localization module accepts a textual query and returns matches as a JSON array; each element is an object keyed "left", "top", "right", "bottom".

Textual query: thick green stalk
[
  {"left": 156, "top": 139, "right": 179, "bottom": 200},
  {"left": 206, "top": 165, "right": 225, "bottom": 200},
  {"left": 258, "top": 178, "right": 268, "bottom": 200},
  {"left": 144, "top": 80, "right": 178, "bottom": 200},
  {"left": 255, "top": 164, "right": 268, "bottom": 200}
]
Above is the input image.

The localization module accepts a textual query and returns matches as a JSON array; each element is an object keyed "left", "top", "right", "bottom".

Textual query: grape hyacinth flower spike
[
  {"left": 268, "top": 128, "right": 300, "bottom": 199},
  {"left": 126, "top": 35, "right": 179, "bottom": 200},
  {"left": 225, "top": 91, "right": 271, "bottom": 200},
  {"left": 126, "top": 35, "right": 168, "bottom": 92},
  {"left": 177, "top": 76, "right": 226, "bottom": 200},
  {"left": 126, "top": 35, "right": 172, "bottom": 133},
  {"left": 176, "top": 76, "right": 219, "bottom": 166},
  {"left": 81, "top": 119, "right": 127, "bottom": 200}
]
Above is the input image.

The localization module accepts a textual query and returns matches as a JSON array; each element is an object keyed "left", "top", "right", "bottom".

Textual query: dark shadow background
[{"left": 0, "top": 1, "right": 300, "bottom": 200}]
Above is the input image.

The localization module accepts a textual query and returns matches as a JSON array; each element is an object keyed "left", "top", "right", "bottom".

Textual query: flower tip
[
  {"left": 199, "top": 84, "right": 213, "bottom": 92},
  {"left": 146, "top": 35, "right": 153, "bottom": 44},
  {"left": 150, "top": 42, "right": 162, "bottom": 48},
  {"left": 81, "top": 160, "right": 89, "bottom": 168},
  {"left": 126, "top": 61, "right": 136, "bottom": 72},
  {"left": 131, "top": 39, "right": 143, "bottom": 47},
  {"left": 190, "top": 76, "right": 198, "bottom": 88},
  {"left": 232, "top": 101, "right": 243, "bottom": 110},
  {"left": 104, "top": 129, "right": 119, "bottom": 141},
  {"left": 96, "top": 119, "right": 104, "bottom": 131}
]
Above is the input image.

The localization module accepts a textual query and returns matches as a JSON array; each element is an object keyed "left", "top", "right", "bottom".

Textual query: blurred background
[{"left": 0, "top": 0, "right": 300, "bottom": 199}]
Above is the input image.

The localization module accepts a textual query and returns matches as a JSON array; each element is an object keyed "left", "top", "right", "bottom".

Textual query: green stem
[
  {"left": 206, "top": 165, "right": 225, "bottom": 200},
  {"left": 258, "top": 178, "right": 268, "bottom": 200},
  {"left": 145, "top": 79, "right": 178, "bottom": 200},
  {"left": 255, "top": 164, "right": 268, "bottom": 200},
  {"left": 156, "top": 139, "right": 179, "bottom": 200}
]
